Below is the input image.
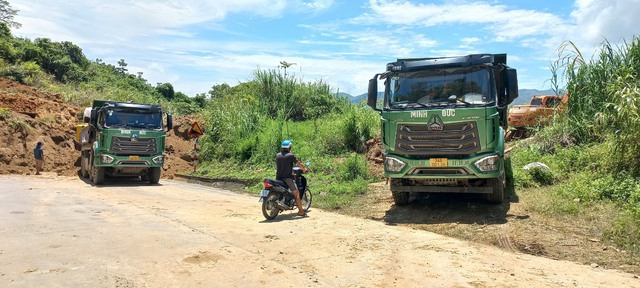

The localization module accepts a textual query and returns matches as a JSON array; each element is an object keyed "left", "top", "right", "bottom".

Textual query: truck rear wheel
[
  {"left": 92, "top": 166, "right": 105, "bottom": 185},
  {"left": 391, "top": 190, "right": 409, "bottom": 206},
  {"left": 486, "top": 171, "right": 505, "bottom": 204},
  {"left": 148, "top": 167, "right": 161, "bottom": 184}
]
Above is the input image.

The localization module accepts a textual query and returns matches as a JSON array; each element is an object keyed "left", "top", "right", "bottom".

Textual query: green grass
[
  {"left": 194, "top": 112, "right": 382, "bottom": 211},
  {"left": 511, "top": 134, "right": 640, "bottom": 254},
  {"left": 0, "top": 107, "right": 11, "bottom": 120}
]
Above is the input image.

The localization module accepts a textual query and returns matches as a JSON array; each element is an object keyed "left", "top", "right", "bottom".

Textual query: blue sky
[{"left": 9, "top": 0, "right": 640, "bottom": 96}]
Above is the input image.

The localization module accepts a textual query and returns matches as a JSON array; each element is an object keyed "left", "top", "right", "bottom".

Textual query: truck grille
[
  {"left": 110, "top": 136, "right": 157, "bottom": 155},
  {"left": 396, "top": 122, "right": 480, "bottom": 156}
]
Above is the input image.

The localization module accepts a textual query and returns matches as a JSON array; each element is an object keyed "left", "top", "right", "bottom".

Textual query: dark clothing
[
  {"left": 276, "top": 151, "right": 297, "bottom": 181},
  {"left": 283, "top": 178, "right": 298, "bottom": 192},
  {"left": 34, "top": 146, "right": 43, "bottom": 160}
]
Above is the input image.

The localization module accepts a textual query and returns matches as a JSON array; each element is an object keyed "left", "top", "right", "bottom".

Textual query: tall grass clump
[
  {"left": 532, "top": 36, "right": 640, "bottom": 253},
  {"left": 198, "top": 68, "right": 371, "bottom": 166},
  {"left": 554, "top": 37, "right": 640, "bottom": 174},
  {"left": 342, "top": 105, "right": 379, "bottom": 152},
  {"left": 193, "top": 67, "right": 382, "bottom": 210}
]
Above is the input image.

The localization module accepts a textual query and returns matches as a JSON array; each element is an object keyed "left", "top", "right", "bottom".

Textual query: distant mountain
[
  {"left": 339, "top": 89, "right": 558, "bottom": 105},
  {"left": 334, "top": 92, "right": 373, "bottom": 104},
  {"left": 515, "top": 89, "right": 557, "bottom": 105}
]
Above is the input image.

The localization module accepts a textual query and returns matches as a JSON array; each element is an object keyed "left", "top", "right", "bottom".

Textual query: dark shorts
[{"left": 282, "top": 178, "right": 298, "bottom": 192}]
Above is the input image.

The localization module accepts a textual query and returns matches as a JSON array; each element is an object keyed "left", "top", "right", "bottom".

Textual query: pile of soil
[{"left": 0, "top": 77, "right": 194, "bottom": 178}]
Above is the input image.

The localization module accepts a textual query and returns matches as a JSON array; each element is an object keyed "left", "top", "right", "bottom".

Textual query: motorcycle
[{"left": 259, "top": 162, "right": 312, "bottom": 220}]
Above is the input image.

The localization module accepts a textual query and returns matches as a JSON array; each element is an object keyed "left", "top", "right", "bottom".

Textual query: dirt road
[{"left": 1, "top": 175, "right": 638, "bottom": 288}]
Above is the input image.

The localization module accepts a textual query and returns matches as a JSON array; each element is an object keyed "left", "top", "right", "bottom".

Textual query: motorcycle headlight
[
  {"left": 474, "top": 155, "right": 500, "bottom": 172},
  {"left": 385, "top": 157, "right": 406, "bottom": 172},
  {"left": 152, "top": 155, "right": 164, "bottom": 164},
  {"left": 101, "top": 155, "right": 114, "bottom": 164}
]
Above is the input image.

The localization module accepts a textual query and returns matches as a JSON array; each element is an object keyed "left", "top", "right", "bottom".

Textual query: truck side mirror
[
  {"left": 506, "top": 68, "right": 518, "bottom": 105},
  {"left": 90, "top": 109, "right": 98, "bottom": 127},
  {"left": 367, "top": 76, "right": 380, "bottom": 111},
  {"left": 166, "top": 113, "right": 173, "bottom": 131}
]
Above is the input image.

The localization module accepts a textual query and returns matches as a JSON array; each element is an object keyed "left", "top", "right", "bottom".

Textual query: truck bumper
[
  {"left": 385, "top": 152, "right": 504, "bottom": 194},
  {"left": 385, "top": 152, "right": 503, "bottom": 178},
  {"left": 93, "top": 154, "right": 164, "bottom": 176},
  {"left": 390, "top": 183, "right": 493, "bottom": 193}
]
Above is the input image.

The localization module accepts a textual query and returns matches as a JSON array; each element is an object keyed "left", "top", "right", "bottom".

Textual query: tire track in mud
[{"left": 496, "top": 224, "right": 518, "bottom": 252}]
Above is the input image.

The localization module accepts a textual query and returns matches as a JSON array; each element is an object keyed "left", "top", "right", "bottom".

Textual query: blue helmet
[{"left": 281, "top": 140, "right": 292, "bottom": 149}]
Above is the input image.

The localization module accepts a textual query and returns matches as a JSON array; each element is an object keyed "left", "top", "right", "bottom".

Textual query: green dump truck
[
  {"left": 77, "top": 100, "right": 173, "bottom": 185},
  {"left": 366, "top": 54, "right": 518, "bottom": 204}
]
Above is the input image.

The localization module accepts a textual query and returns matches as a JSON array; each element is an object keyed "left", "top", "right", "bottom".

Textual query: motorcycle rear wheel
[
  {"left": 300, "top": 188, "right": 312, "bottom": 212},
  {"left": 262, "top": 193, "right": 281, "bottom": 220}
]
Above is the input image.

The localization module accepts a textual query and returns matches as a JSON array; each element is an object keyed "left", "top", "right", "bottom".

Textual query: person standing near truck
[{"left": 33, "top": 141, "right": 44, "bottom": 175}]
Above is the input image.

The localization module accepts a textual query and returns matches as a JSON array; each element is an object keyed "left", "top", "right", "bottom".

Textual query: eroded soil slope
[{"left": 0, "top": 77, "right": 194, "bottom": 177}]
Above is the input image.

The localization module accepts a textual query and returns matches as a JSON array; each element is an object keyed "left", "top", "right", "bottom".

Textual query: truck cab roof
[
  {"left": 93, "top": 100, "right": 163, "bottom": 113},
  {"left": 388, "top": 54, "right": 508, "bottom": 72}
]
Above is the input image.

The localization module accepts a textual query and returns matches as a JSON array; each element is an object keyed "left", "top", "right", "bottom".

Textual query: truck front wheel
[
  {"left": 391, "top": 190, "right": 409, "bottom": 206},
  {"left": 148, "top": 167, "right": 161, "bottom": 184},
  {"left": 486, "top": 171, "right": 505, "bottom": 204},
  {"left": 92, "top": 166, "right": 105, "bottom": 185}
]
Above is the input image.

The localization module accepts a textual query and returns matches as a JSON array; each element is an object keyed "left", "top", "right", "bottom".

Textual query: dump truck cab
[
  {"left": 79, "top": 100, "right": 173, "bottom": 185},
  {"left": 367, "top": 54, "right": 518, "bottom": 204}
]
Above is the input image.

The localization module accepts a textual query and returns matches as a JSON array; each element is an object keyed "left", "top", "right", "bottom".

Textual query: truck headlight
[
  {"left": 474, "top": 155, "right": 500, "bottom": 172},
  {"left": 385, "top": 157, "right": 406, "bottom": 172},
  {"left": 101, "top": 155, "right": 114, "bottom": 164},
  {"left": 152, "top": 155, "right": 164, "bottom": 164}
]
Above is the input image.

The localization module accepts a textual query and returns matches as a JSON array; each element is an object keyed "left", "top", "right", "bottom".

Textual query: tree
[
  {"left": 0, "top": 0, "right": 21, "bottom": 28},
  {"left": 156, "top": 82, "right": 175, "bottom": 100},
  {"left": 116, "top": 59, "right": 128, "bottom": 74},
  {"left": 208, "top": 83, "right": 231, "bottom": 98},
  {"left": 193, "top": 93, "right": 208, "bottom": 108},
  {"left": 278, "top": 61, "right": 296, "bottom": 77}
]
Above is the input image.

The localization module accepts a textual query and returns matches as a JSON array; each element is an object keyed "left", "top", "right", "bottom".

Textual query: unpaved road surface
[{"left": 1, "top": 175, "right": 639, "bottom": 288}]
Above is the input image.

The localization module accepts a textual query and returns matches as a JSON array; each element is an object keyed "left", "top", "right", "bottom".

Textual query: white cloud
[
  {"left": 358, "top": 0, "right": 567, "bottom": 42},
  {"left": 12, "top": 0, "right": 290, "bottom": 43},
  {"left": 459, "top": 37, "right": 481, "bottom": 49},
  {"left": 303, "top": 0, "right": 334, "bottom": 10},
  {"left": 570, "top": 0, "right": 640, "bottom": 47}
]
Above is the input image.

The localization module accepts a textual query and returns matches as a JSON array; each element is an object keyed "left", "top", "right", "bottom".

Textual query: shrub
[
  {"left": 342, "top": 105, "right": 379, "bottom": 152},
  {"left": 0, "top": 108, "right": 11, "bottom": 120},
  {"left": 338, "top": 154, "right": 369, "bottom": 181},
  {"left": 527, "top": 167, "right": 554, "bottom": 186}
]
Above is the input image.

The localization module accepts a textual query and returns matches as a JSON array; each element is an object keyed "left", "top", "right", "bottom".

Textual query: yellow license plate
[
  {"left": 129, "top": 155, "right": 140, "bottom": 160},
  {"left": 430, "top": 158, "right": 448, "bottom": 167}
]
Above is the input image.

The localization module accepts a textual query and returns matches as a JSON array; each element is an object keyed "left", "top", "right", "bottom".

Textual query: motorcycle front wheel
[
  {"left": 262, "top": 192, "right": 281, "bottom": 220},
  {"left": 301, "top": 188, "right": 312, "bottom": 212}
]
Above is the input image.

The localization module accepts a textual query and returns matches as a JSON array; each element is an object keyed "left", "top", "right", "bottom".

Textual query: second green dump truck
[
  {"left": 77, "top": 100, "right": 173, "bottom": 185},
  {"left": 367, "top": 54, "right": 518, "bottom": 204}
]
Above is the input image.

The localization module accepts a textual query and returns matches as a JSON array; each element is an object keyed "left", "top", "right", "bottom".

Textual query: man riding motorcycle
[{"left": 276, "top": 140, "right": 308, "bottom": 217}]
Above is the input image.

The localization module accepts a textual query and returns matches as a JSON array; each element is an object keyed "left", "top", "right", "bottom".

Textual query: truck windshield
[
  {"left": 104, "top": 110, "right": 163, "bottom": 129},
  {"left": 387, "top": 66, "right": 493, "bottom": 109}
]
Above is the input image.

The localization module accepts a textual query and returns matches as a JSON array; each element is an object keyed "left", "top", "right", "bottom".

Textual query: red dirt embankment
[{"left": 0, "top": 77, "right": 194, "bottom": 177}]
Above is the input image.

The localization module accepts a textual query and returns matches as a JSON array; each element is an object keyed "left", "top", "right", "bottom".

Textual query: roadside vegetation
[
  {"left": 511, "top": 36, "right": 640, "bottom": 256},
  {"left": 0, "top": 16, "right": 383, "bottom": 208},
  {"left": 194, "top": 69, "right": 381, "bottom": 208},
  {"left": 0, "top": 21, "right": 206, "bottom": 115}
]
